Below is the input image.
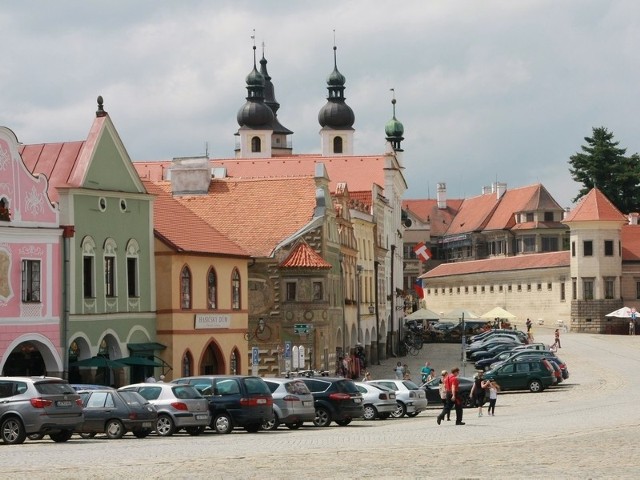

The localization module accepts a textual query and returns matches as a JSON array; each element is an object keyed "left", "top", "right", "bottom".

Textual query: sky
[{"left": 2, "top": 0, "right": 640, "bottom": 209}]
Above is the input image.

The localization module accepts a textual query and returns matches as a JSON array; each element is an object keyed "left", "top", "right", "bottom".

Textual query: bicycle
[
  {"left": 244, "top": 323, "right": 272, "bottom": 341},
  {"left": 399, "top": 338, "right": 420, "bottom": 356}
]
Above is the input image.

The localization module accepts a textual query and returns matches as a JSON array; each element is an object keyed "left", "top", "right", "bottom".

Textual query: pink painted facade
[{"left": 0, "top": 126, "right": 63, "bottom": 376}]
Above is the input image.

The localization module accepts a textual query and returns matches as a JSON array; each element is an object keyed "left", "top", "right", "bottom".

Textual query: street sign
[
  {"left": 294, "top": 324, "right": 311, "bottom": 334},
  {"left": 252, "top": 347, "right": 259, "bottom": 366}
]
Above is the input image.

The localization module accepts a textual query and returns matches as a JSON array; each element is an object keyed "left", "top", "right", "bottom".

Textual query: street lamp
[
  {"left": 368, "top": 304, "right": 375, "bottom": 314},
  {"left": 356, "top": 265, "right": 363, "bottom": 344}
]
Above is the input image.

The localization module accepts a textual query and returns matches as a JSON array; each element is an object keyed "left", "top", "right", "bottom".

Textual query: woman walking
[
  {"left": 471, "top": 371, "right": 489, "bottom": 417},
  {"left": 487, "top": 380, "right": 500, "bottom": 416}
]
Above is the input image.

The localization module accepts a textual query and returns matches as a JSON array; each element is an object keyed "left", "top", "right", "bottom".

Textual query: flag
[
  {"left": 413, "top": 278, "right": 424, "bottom": 299},
  {"left": 413, "top": 242, "right": 431, "bottom": 262}
]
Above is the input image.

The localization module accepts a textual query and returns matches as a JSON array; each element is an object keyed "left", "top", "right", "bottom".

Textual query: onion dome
[
  {"left": 259, "top": 51, "right": 293, "bottom": 135},
  {"left": 318, "top": 46, "right": 355, "bottom": 129},
  {"left": 385, "top": 95, "right": 404, "bottom": 152},
  {"left": 237, "top": 45, "right": 274, "bottom": 129}
]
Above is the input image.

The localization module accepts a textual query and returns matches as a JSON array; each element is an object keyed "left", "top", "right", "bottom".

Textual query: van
[{"left": 484, "top": 358, "right": 555, "bottom": 392}]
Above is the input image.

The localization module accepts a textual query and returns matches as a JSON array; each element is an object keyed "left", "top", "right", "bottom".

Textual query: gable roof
[
  {"left": 422, "top": 251, "right": 569, "bottom": 279},
  {"left": 402, "top": 198, "right": 464, "bottom": 237},
  {"left": 279, "top": 241, "right": 332, "bottom": 269},
  {"left": 563, "top": 188, "right": 627, "bottom": 223},
  {"left": 145, "top": 176, "right": 318, "bottom": 258},
  {"left": 143, "top": 181, "right": 248, "bottom": 257},
  {"left": 483, "top": 184, "right": 563, "bottom": 231},
  {"left": 443, "top": 191, "right": 500, "bottom": 236}
]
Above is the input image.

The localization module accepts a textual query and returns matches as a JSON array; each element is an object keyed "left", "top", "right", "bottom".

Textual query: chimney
[
  {"left": 482, "top": 185, "right": 491, "bottom": 195},
  {"left": 629, "top": 212, "right": 639, "bottom": 225},
  {"left": 496, "top": 182, "right": 507, "bottom": 199},
  {"left": 436, "top": 182, "right": 447, "bottom": 209},
  {"left": 169, "top": 156, "right": 211, "bottom": 196}
]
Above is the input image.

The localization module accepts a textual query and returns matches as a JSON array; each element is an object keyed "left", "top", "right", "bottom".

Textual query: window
[
  {"left": 544, "top": 211, "right": 554, "bottom": 222},
  {"left": 333, "top": 136, "right": 343, "bottom": 154},
  {"left": 0, "top": 197, "right": 10, "bottom": 221},
  {"left": 527, "top": 284, "right": 532, "bottom": 292},
  {"left": 636, "top": 281, "right": 640, "bottom": 300},
  {"left": 525, "top": 212, "right": 534, "bottom": 222},
  {"left": 21, "top": 260, "right": 41, "bottom": 302},
  {"left": 105, "top": 256, "right": 116, "bottom": 297},
  {"left": 560, "top": 282, "right": 566, "bottom": 301},
  {"left": 571, "top": 241, "right": 575, "bottom": 257},
  {"left": 286, "top": 282, "right": 297, "bottom": 301},
  {"left": 181, "top": 266, "right": 192, "bottom": 309},
  {"left": 182, "top": 351, "right": 193, "bottom": 378},
  {"left": 232, "top": 269, "right": 241, "bottom": 310},
  {"left": 583, "top": 240, "right": 593, "bottom": 257},
  {"left": 583, "top": 278, "right": 594, "bottom": 300},
  {"left": 522, "top": 236, "right": 536, "bottom": 253},
  {"left": 572, "top": 278, "right": 577, "bottom": 300},
  {"left": 207, "top": 268, "right": 217, "bottom": 309},
  {"left": 313, "top": 282, "right": 323, "bottom": 301},
  {"left": 82, "top": 237, "right": 96, "bottom": 298},
  {"left": 604, "top": 277, "right": 614, "bottom": 299},
  {"left": 517, "top": 284, "right": 522, "bottom": 292},
  {"left": 251, "top": 136, "right": 261, "bottom": 152},
  {"left": 604, "top": 240, "right": 614, "bottom": 256},
  {"left": 547, "top": 283, "right": 552, "bottom": 290},
  {"left": 127, "top": 258, "right": 138, "bottom": 297},
  {"left": 541, "top": 236, "right": 558, "bottom": 252}
]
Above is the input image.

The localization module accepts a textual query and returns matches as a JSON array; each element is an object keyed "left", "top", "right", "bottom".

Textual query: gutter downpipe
[{"left": 61, "top": 225, "right": 74, "bottom": 380}]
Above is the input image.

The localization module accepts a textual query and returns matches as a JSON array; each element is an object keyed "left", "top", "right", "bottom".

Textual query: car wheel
[
  {"left": 133, "top": 429, "right": 152, "bottom": 439},
  {"left": 286, "top": 422, "right": 303, "bottom": 430},
  {"left": 391, "top": 401, "right": 406, "bottom": 418},
  {"left": 262, "top": 413, "right": 279, "bottom": 431},
  {"left": 1, "top": 417, "right": 26, "bottom": 445},
  {"left": 244, "top": 423, "right": 261, "bottom": 433},
  {"left": 363, "top": 404, "right": 378, "bottom": 421},
  {"left": 212, "top": 413, "right": 233, "bottom": 434},
  {"left": 529, "top": 379, "right": 543, "bottom": 393},
  {"left": 28, "top": 433, "right": 45, "bottom": 441},
  {"left": 406, "top": 411, "right": 420, "bottom": 418},
  {"left": 49, "top": 430, "right": 73, "bottom": 443},
  {"left": 79, "top": 432, "right": 96, "bottom": 439},
  {"left": 335, "top": 418, "right": 352, "bottom": 426},
  {"left": 156, "top": 414, "right": 176, "bottom": 436},
  {"left": 105, "top": 419, "right": 125, "bottom": 440},
  {"left": 185, "top": 426, "right": 206, "bottom": 436},
  {"left": 313, "top": 407, "right": 332, "bottom": 427}
]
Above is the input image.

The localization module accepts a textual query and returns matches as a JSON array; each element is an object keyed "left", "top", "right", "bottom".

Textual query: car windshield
[
  {"left": 401, "top": 380, "right": 420, "bottom": 390},
  {"left": 35, "top": 381, "right": 76, "bottom": 395},
  {"left": 244, "top": 377, "right": 271, "bottom": 395},
  {"left": 284, "top": 380, "right": 310, "bottom": 395},
  {"left": 334, "top": 380, "right": 359, "bottom": 394}
]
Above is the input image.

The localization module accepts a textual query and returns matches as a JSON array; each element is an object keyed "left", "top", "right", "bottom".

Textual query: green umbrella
[
  {"left": 118, "top": 356, "right": 162, "bottom": 367},
  {"left": 70, "top": 356, "right": 126, "bottom": 369}
]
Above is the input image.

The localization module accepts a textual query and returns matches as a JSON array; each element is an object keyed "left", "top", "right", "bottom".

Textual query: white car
[
  {"left": 366, "top": 379, "right": 428, "bottom": 418},
  {"left": 354, "top": 382, "right": 397, "bottom": 420}
]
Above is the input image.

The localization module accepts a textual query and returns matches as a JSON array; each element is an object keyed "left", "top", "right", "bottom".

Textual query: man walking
[{"left": 436, "top": 367, "right": 465, "bottom": 425}]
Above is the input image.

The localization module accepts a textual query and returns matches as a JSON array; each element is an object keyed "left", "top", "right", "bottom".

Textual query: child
[{"left": 487, "top": 380, "right": 500, "bottom": 416}]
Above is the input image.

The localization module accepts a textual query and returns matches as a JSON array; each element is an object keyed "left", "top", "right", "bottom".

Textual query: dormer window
[{"left": 525, "top": 212, "right": 534, "bottom": 222}]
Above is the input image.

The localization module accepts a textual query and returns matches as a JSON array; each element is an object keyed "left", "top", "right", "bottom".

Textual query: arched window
[
  {"left": 180, "top": 266, "right": 192, "bottom": 309},
  {"left": 103, "top": 238, "right": 117, "bottom": 298},
  {"left": 207, "top": 268, "right": 217, "bottom": 310},
  {"left": 231, "top": 268, "right": 241, "bottom": 310},
  {"left": 230, "top": 350, "right": 238, "bottom": 375},
  {"left": 126, "top": 239, "right": 140, "bottom": 298},
  {"left": 182, "top": 350, "right": 193, "bottom": 377},
  {"left": 333, "top": 136, "right": 343, "bottom": 154},
  {"left": 251, "top": 136, "right": 261, "bottom": 153},
  {"left": 81, "top": 236, "right": 96, "bottom": 298}
]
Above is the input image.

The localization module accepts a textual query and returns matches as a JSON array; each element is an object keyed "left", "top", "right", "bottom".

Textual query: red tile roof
[
  {"left": 422, "top": 251, "right": 569, "bottom": 279},
  {"left": 563, "top": 188, "right": 627, "bottom": 223},
  {"left": 444, "top": 192, "right": 499, "bottom": 235},
  {"left": 621, "top": 224, "right": 640, "bottom": 261},
  {"left": 146, "top": 176, "right": 318, "bottom": 257},
  {"left": 402, "top": 199, "right": 464, "bottom": 236},
  {"left": 279, "top": 241, "right": 332, "bottom": 269},
  {"left": 483, "top": 184, "right": 562, "bottom": 231},
  {"left": 143, "top": 181, "right": 248, "bottom": 257}
]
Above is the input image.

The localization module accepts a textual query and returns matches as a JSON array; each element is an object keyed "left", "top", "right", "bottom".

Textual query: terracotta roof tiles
[
  {"left": 622, "top": 224, "right": 640, "bottom": 261},
  {"left": 279, "top": 241, "right": 332, "bottom": 269},
  {"left": 563, "top": 188, "right": 627, "bottom": 223}
]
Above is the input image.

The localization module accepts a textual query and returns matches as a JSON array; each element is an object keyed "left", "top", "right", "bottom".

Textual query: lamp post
[
  {"left": 356, "top": 265, "right": 363, "bottom": 344},
  {"left": 339, "top": 255, "right": 346, "bottom": 354},
  {"left": 373, "top": 260, "right": 380, "bottom": 364}
]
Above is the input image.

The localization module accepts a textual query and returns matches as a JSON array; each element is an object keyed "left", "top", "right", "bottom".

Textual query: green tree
[{"left": 569, "top": 127, "right": 640, "bottom": 213}]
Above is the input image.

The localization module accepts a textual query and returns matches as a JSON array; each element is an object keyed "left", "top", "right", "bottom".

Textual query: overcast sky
[{"left": 2, "top": 0, "right": 640, "bottom": 209}]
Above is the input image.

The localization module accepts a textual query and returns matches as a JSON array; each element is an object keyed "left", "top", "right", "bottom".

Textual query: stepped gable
[
  {"left": 143, "top": 180, "right": 248, "bottom": 257},
  {"left": 563, "top": 187, "right": 627, "bottom": 223},
  {"left": 422, "top": 251, "right": 569, "bottom": 279},
  {"left": 279, "top": 241, "right": 332, "bottom": 269}
]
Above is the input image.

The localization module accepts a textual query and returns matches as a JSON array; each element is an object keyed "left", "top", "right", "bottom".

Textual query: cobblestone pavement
[{"left": 2, "top": 328, "right": 639, "bottom": 479}]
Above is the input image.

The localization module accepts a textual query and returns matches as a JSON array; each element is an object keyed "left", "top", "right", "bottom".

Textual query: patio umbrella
[
  {"left": 404, "top": 308, "right": 441, "bottom": 322},
  {"left": 445, "top": 309, "right": 480, "bottom": 320},
  {"left": 118, "top": 356, "right": 162, "bottom": 367},
  {"left": 480, "top": 307, "right": 517, "bottom": 320},
  {"left": 69, "top": 356, "right": 126, "bottom": 369},
  {"left": 605, "top": 306, "right": 635, "bottom": 318}
]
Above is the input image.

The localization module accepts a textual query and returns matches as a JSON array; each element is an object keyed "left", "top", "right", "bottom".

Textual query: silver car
[
  {"left": 367, "top": 379, "right": 428, "bottom": 418},
  {"left": 354, "top": 381, "right": 397, "bottom": 420},
  {"left": 119, "top": 383, "right": 210, "bottom": 436},
  {"left": 0, "top": 376, "right": 84, "bottom": 444},
  {"left": 262, "top": 378, "right": 315, "bottom": 430}
]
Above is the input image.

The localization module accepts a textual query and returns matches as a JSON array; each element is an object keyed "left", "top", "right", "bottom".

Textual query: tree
[{"left": 569, "top": 127, "right": 640, "bottom": 213}]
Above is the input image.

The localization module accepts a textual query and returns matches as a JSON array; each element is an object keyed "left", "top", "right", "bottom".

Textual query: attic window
[
  {"left": 120, "top": 199, "right": 127, "bottom": 212},
  {"left": 0, "top": 198, "right": 10, "bottom": 221}
]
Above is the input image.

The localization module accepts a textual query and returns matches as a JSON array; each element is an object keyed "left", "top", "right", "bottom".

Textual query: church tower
[{"left": 318, "top": 44, "right": 355, "bottom": 156}]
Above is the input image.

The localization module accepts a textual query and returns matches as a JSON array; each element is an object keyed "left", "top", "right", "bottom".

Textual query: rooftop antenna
[
  {"left": 205, "top": 141, "right": 209, "bottom": 158},
  {"left": 251, "top": 29, "right": 256, "bottom": 65}
]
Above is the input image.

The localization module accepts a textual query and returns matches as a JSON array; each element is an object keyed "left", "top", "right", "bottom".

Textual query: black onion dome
[
  {"left": 318, "top": 101, "right": 355, "bottom": 129},
  {"left": 327, "top": 65, "right": 346, "bottom": 86},
  {"left": 237, "top": 101, "right": 274, "bottom": 128}
]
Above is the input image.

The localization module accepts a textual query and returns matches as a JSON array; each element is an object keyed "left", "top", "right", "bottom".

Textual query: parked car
[
  {"left": 261, "top": 378, "right": 315, "bottom": 430},
  {"left": 489, "top": 349, "right": 563, "bottom": 370},
  {"left": 422, "top": 376, "right": 473, "bottom": 408},
  {"left": 298, "top": 377, "right": 364, "bottom": 427},
  {"left": 468, "top": 329, "right": 528, "bottom": 345},
  {"left": 466, "top": 337, "right": 522, "bottom": 359},
  {"left": 366, "top": 379, "right": 428, "bottom": 418},
  {"left": 119, "top": 382, "right": 210, "bottom": 436},
  {"left": 0, "top": 376, "right": 84, "bottom": 445},
  {"left": 171, "top": 375, "right": 273, "bottom": 434},
  {"left": 354, "top": 382, "right": 397, "bottom": 420},
  {"left": 475, "top": 350, "right": 517, "bottom": 371},
  {"left": 71, "top": 384, "right": 114, "bottom": 391},
  {"left": 510, "top": 343, "right": 549, "bottom": 352},
  {"left": 76, "top": 388, "right": 157, "bottom": 439},
  {"left": 483, "top": 357, "right": 555, "bottom": 392},
  {"left": 468, "top": 342, "right": 522, "bottom": 360}
]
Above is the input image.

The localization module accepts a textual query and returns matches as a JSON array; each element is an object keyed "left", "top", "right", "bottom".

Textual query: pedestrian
[
  {"left": 554, "top": 328, "right": 562, "bottom": 349},
  {"left": 526, "top": 318, "right": 532, "bottom": 333},
  {"left": 393, "top": 361, "right": 404, "bottom": 380},
  {"left": 470, "top": 371, "right": 489, "bottom": 417},
  {"left": 362, "top": 370, "right": 372, "bottom": 381},
  {"left": 146, "top": 375, "right": 156, "bottom": 383},
  {"left": 420, "top": 361, "right": 433, "bottom": 383},
  {"left": 487, "top": 380, "right": 500, "bottom": 416},
  {"left": 437, "top": 367, "right": 464, "bottom": 425},
  {"left": 438, "top": 370, "right": 450, "bottom": 421},
  {"left": 629, "top": 320, "right": 635, "bottom": 336},
  {"left": 403, "top": 364, "right": 411, "bottom": 381}
]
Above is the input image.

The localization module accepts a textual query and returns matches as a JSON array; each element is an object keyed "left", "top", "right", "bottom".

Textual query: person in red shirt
[{"left": 436, "top": 367, "right": 465, "bottom": 425}]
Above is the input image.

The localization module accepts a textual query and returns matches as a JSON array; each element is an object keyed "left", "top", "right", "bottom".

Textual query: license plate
[
  {"left": 142, "top": 422, "right": 152, "bottom": 428},
  {"left": 196, "top": 414, "right": 208, "bottom": 420},
  {"left": 256, "top": 398, "right": 267, "bottom": 404},
  {"left": 56, "top": 400, "right": 72, "bottom": 407},
  {"left": 353, "top": 397, "right": 362, "bottom": 403},
  {"left": 302, "top": 401, "right": 311, "bottom": 406}
]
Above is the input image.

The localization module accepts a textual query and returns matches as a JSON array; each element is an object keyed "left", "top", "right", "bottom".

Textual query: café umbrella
[{"left": 70, "top": 356, "right": 126, "bottom": 369}]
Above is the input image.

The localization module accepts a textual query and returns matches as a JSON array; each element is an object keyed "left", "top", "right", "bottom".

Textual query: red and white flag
[{"left": 413, "top": 242, "right": 431, "bottom": 263}]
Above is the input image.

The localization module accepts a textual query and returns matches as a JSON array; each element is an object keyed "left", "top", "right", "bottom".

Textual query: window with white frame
[
  {"left": 126, "top": 239, "right": 139, "bottom": 298},
  {"left": 604, "top": 277, "right": 615, "bottom": 299},
  {"left": 21, "top": 259, "right": 41, "bottom": 302},
  {"left": 82, "top": 236, "right": 96, "bottom": 298},
  {"left": 583, "top": 278, "right": 594, "bottom": 300},
  {"left": 104, "top": 238, "right": 117, "bottom": 298},
  {"left": 232, "top": 269, "right": 241, "bottom": 310},
  {"left": 207, "top": 268, "right": 217, "bottom": 310}
]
